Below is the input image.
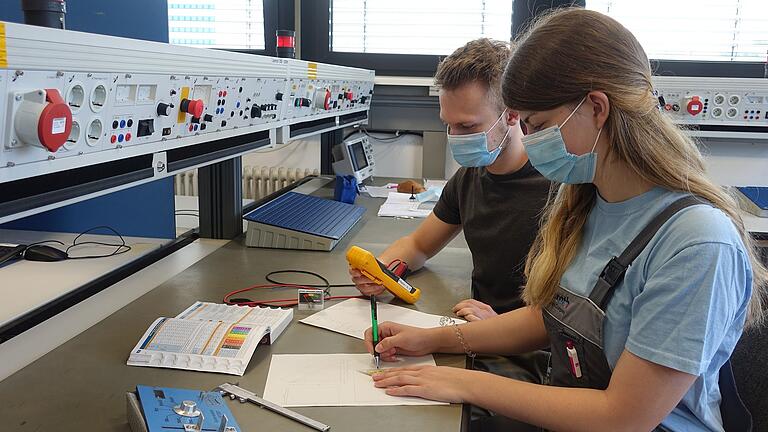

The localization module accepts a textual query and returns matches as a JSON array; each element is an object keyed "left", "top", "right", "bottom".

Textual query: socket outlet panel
[
  {"left": 0, "top": 21, "right": 375, "bottom": 183},
  {"left": 653, "top": 76, "right": 768, "bottom": 139}
]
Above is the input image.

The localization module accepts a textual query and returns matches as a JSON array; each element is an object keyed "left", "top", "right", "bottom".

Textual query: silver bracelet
[{"left": 440, "top": 316, "right": 476, "bottom": 365}]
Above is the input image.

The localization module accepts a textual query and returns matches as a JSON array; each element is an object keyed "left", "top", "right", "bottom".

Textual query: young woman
[{"left": 364, "top": 8, "right": 766, "bottom": 432}]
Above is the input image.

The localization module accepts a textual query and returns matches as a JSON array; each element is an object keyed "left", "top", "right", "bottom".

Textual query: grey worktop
[{"left": 0, "top": 184, "right": 473, "bottom": 431}]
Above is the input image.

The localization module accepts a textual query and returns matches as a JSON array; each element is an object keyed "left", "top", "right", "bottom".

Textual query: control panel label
[
  {"left": 0, "top": 22, "right": 7, "bottom": 69},
  {"left": 152, "top": 151, "right": 168, "bottom": 177},
  {"left": 51, "top": 117, "right": 67, "bottom": 134},
  {"left": 398, "top": 278, "right": 416, "bottom": 294},
  {"left": 177, "top": 87, "right": 190, "bottom": 124}
]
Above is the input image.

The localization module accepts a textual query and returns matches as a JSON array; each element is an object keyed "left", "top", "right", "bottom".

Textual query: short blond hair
[{"left": 435, "top": 38, "right": 510, "bottom": 109}]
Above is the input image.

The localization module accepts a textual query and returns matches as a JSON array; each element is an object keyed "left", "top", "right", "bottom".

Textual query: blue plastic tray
[{"left": 243, "top": 192, "right": 365, "bottom": 239}]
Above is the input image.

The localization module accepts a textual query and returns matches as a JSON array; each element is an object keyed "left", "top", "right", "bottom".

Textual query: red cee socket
[
  {"left": 38, "top": 88, "right": 72, "bottom": 152},
  {"left": 687, "top": 96, "right": 703, "bottom": 116},
  {"left": 324, "top": 90, "right": 332, "bottom": 110},
  {"left": 181, "top": 98, "right": 205, "bottom": 118}
]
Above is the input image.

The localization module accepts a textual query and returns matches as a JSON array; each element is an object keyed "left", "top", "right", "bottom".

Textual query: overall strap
[
  {"left": 718, "top": 358, "right": 753, "bottom": 431},
  {"left": 588, "top": 196, "right": 706, "bottom": 309}
]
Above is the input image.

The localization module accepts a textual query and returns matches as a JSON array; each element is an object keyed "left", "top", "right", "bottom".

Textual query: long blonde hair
[{"left": 501, "top": 8, "right": 767, "bottom": 326}]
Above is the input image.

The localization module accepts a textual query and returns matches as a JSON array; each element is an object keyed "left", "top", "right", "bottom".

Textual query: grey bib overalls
[{"left": 542, "top": 197, "right": 752, "bottom": 431}]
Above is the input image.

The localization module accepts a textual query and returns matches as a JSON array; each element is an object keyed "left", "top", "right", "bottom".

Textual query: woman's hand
[
  {"left": 452, "top": 299, "right": 497, "bottom": 321},
  {"left": 372, "top": 365, "right": 476, "bottom": 403},
  {"left": 349, "top": 266, "right": 386, "bottom": 296},
  {"left": 364, "top": 322, "right": 440, "bottom": 361}
]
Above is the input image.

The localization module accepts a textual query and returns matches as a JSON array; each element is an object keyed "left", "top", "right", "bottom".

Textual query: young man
[
  {"left": 351, "top": 38, "right": 551, "bottom": 321},
  {"left": 351, "top": 38, "right": 552, "bottom": 432}
]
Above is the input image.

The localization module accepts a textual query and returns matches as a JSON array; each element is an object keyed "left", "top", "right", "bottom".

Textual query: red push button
[
  {"left": 180, "top": 98, "right": 205, "bottom": 118},
  {"left": 111, "top": 135, "right": 117, "bottom": 144},
  {"left": 687, "top": 96, "right": 703, "bottom": 116},
  {"left": 345, "top": 91, "right": 354, "bottom": 101},
  {"left": 125, "top": 133, "right": 132, "bottom": 142}
]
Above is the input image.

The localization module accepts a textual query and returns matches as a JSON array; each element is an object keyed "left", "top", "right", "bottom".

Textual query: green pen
[{"left": 370, "top": 294, "right": 381, "bottom": 368}]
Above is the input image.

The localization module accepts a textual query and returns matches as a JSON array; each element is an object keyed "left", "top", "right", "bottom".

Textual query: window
[
  {"left": 588, "top": 0, "right": 767, "bottom": 62},
  {"left": 331, "top": 0, "right": 513, "bottom": 55},
  {"left": 168, "top": 0, "right": 265, "bottom": 50}
]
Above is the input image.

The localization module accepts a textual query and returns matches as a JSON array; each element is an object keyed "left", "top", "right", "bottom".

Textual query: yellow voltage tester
[{"left": 346, "top": 246, "right": 421, "bottom": 304}]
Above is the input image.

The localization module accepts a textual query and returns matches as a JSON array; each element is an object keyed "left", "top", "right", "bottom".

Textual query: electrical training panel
[
  {"left": 652, "top": 76, "right": 768, "bottom": 139},
  {"left": 652, "top": 77, "right": 768, "bottom": 189},
  {"left": 0, "top": 21, "right": 375, "bottom": 184}
]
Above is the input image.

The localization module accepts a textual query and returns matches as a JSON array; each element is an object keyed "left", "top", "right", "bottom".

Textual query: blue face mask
[
  {"left": 415, "top": 186, "right": 443, "bottom": 202},
  {"left": 447, "top": 111, "right": 511, "bottom": 167},
  {"left": 522, "top": 97, "right": 602, "bottom": 184}
]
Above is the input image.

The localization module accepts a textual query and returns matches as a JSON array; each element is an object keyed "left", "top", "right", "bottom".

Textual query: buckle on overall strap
[{"left": 599, "top": 257, "right": 627, "bottom": 287}]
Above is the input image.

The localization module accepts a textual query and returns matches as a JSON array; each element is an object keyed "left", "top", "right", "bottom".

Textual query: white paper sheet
[
  {"left": 362, "top": 183, "right": 398, "bottom": 198},
  {"left": 263, "top": 353, "right": 446, "bottom": 407},
  {"left": 377, "top": 192, "right": 434, "bottom": 218},
  {"left": 299, "top": 298, "right": 465, "bottom": 339},
  {"left": 423, "top": 179, "right": 448, "bottom": 190}
]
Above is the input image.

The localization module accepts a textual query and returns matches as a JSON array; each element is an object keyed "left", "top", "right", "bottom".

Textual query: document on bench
[
  {"left": 362, "top": 183, "right": 398, "bottom": 198},
  {"left": 299, "top": 298, "right": 464, "bottom": 340},
  {"left": 377, "top": 192, "right": 434, "bottom": 218},
  {"left": 263, "top": 353, "right": 446, "bottom": 407},
  {"left": 127, "top": 302, "right": 292, "bottom": 375}
]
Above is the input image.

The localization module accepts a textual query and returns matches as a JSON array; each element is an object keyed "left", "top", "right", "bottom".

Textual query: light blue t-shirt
[{"left": 560, "top": 187, "right": 752, "bottom": 432}]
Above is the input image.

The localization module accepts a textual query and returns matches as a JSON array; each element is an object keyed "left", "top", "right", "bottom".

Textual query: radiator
[{"left": 175, "top": 166, "right": 319, "bottom": 200}]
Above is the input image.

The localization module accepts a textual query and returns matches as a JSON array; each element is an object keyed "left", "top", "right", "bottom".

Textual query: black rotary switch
[
  {"left": 251, "top": 104, "right": 262, "bottom": 118},
  {"left": 203, "top": 114, "right": 214, "bottom": 122},
  {"left": 190, "top": 117, "right": 201, "bottom": 124},
  {"left": 275, "top": 92, "right": 284, "bottom": 101},
  {"left": 157, "top": 102, "right": 172, "bottom": 116}
]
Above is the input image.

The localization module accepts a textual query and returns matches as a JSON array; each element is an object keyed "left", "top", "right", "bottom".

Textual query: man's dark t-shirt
[{"left": 432, "top": 162, "right": 551, "bottom": 313}]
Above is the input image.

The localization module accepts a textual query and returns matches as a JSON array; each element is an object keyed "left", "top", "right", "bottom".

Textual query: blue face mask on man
[
  {"left": 522, "top": 96, "right": 602, "bottom": 184},
  {"left": 447, "top": 111, "right": 511, "bottom": 167}
]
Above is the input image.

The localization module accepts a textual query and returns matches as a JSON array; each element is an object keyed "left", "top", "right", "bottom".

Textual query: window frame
[
  {"left": 301, "top": 0, "right": 457, "bottom": 77},
  {"left": 168, "top": 0, "right": 280, "bottom": 57},
  {"left": 302, "top": 0, "right": 766, "bottom": 78}
]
